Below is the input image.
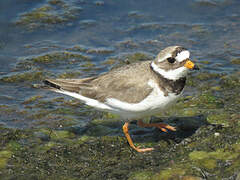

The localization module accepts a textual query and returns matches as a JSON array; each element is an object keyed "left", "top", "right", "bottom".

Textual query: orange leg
[
  {"left": 122, "top": 122, "right": 154, "bottom": 153},
  {"left": 137, "top": 120, "right": 176, "bottom": 132}
]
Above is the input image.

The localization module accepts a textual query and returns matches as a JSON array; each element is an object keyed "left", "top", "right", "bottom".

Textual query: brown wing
[{"left": 44, "top": 61, "right": 154, "bottom": 103}]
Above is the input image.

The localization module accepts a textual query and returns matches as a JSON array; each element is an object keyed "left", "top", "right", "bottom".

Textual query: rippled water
[{"left": 0, "top": 0, "right": 240, "bottom": 129}]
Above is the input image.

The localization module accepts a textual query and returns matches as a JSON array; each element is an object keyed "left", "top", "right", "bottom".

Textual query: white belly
[{"left": 105, "top": 80, "right": 182, "bottom": 120}]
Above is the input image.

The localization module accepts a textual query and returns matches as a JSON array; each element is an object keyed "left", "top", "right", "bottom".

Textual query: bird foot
[
  {"left": 135, "top": 147, "right": 154, "bottom": 153},
  {"left": 155, "top": 124, "right": 176, "bottom": 132},
  {"left": 137, "top": 120, "right": 176, "bottom": 132}
]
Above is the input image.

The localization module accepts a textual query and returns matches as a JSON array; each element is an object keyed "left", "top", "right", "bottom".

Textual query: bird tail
[
  {"left": 32, "top": 79, "right": 62, "bottom": 92},
  {"left": 34, "top": 77, "right": 96, "bottom": 93}
]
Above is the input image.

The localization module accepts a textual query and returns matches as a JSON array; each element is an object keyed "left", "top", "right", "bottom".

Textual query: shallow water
[
  {"left": 0, "top": 1, "right": 240, "bottom": 179},
  {"left": 0, "top": 0, "right": 239, "bottom": 129}
]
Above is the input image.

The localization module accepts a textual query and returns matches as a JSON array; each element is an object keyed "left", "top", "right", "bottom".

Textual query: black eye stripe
[{"left": 167, "top": 57, "right": 175, "bottom": 63}]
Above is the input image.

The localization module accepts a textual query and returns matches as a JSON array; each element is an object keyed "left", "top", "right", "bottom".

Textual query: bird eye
[{"left": 167, "top": 57, "right": 176, "bottom": 64}]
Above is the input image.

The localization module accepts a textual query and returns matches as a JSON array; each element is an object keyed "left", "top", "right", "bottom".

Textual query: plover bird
[{"left": 42, "top": 46, "right": 199, "bottom": 152}]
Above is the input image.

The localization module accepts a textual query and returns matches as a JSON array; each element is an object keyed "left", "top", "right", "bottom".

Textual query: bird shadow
[
  {"left": 130, "top": 114, "right": 219, "bottom": 144},
  {"left": 67, "top": 114, "right": 217, "bottom": 145}
]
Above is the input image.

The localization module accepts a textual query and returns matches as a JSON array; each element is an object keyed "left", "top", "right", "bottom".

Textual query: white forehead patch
[
  {"left": 158, "top": 53, "right": 172, "bottom": 62},
  {"left": 175, "top": 50, "right": 190, "bottom": 62}
]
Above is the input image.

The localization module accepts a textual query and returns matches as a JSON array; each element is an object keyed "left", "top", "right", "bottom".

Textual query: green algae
[
  {"left": 102, "top": 58, "right": 117, "bottom": 65},
  {"left": 48, "top": 0, "right": 65, "bottom": 6},
  {"left": 27, "top": 110, "right": 50, "bottom": 120},
  {"left": 0, "top": 151, "right": 12, "bottom": 159},
  {"left": 128, "top": 171, "right": 153, "bottom": 180},
  {"left": 7, "top": 50, "right": 93, "bottom": 84},
  {"left": 16, "top": 5, "right": 65, "bottom": 26},
  {"left": 15, "top": 0, "right": 82, "bottom": 31},
  {"left": 231, "top": 58, "right": 240, "bottom": 65},
  {"left": 125, "top": 52, "right": 152, "bottom": 62},
  {"left": 181, "top": 108, "right": 199, "bottom": 116},
  {"left": 67, "top": 45, "right": 88, "bottom": 53},
  {"left": 15, "top": 51, "right": 92, "bottom": 77},
  {"left": 152, "top": 168, "right": 186, "bottom": 180},
  {"left": 210, "top": 86, "right": 221, "bottom": 91},
  {"left": 166, "top": 91, "right": 224, "bottom": 118},
  {"left": 189, "top": 148, "right": 240, "bottom": 170},
  {"left": 0, "top": 150, "right": 12, "bottom": 169},
  {"left": 108, "top": 52, "right": 153, "bottom": 70},
  {"left": 58, "top": 71, "right": 82, "bottom": 78},
  {"left": 6, "top": 141, "right": 22, "bottom": 152},
  {"left": 189, "top": 151, "right": 210, "bottom": 160},
  {"left": 0, "top": 122, "right": 239, "bottom": 179},
  {"left": 220, "top": 74, "right": 240, "bottom": 89},
  {"left": 85, "top": 125, "right": 115, "bottom": 136},
  {"left": 23, "top": 95, "right": 43, "bottom": 105},
  {"left": 80, "top": 61, "right": 95, "bottom": 68},
  {"left": 1, "top": 71, "right": 45, "bottom": 83},
  {"left": 36, "top": 141, "right": 58, "bottom": 153},
  {"left": 195, "top": 72, "right": 220, "bottom": 81},
  {"left": 50, "top": 130, "right": 75, "bottom": 140},
  {"left": 189, "top": 151, "right": 217, "bottom": 170},
  {"left": 30, "top": 51, "right": 90, "bottom": 64},
  {"left": 116, "top": 39, "right": 138, "bottom": 49},
  {"left": 188, "top": 92, "right": 224, "bottom": 109},
  {"left": 207, "top": 113, "right": 230, "bottom": 126},
  {"left": 200, "top": 60, "right": 211, "bottom": 64},
  {"left": 0, "top": 105, "right": 17, "bottom": 114},
  {"left": 75, "top": 135, "right": 93, "bottom": 145}
]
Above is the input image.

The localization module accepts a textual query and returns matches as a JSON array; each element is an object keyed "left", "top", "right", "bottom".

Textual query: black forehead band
[{"left": 172, "top": 47, "right": 187, "bottom": 57}]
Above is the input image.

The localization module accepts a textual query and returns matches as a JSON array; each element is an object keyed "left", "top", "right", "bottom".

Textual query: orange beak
[{"left": 184, "top": 59, "right": 199, "bottom": 70}]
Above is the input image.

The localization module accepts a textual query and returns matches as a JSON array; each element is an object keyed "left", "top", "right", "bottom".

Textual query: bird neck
[{"left": 150, "top": 62, "right": 186, "bottom": 95}]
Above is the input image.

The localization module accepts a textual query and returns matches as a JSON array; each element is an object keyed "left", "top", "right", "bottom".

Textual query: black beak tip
[{"left": 193, "top": 65, "right": 200, "bottom": 70}]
